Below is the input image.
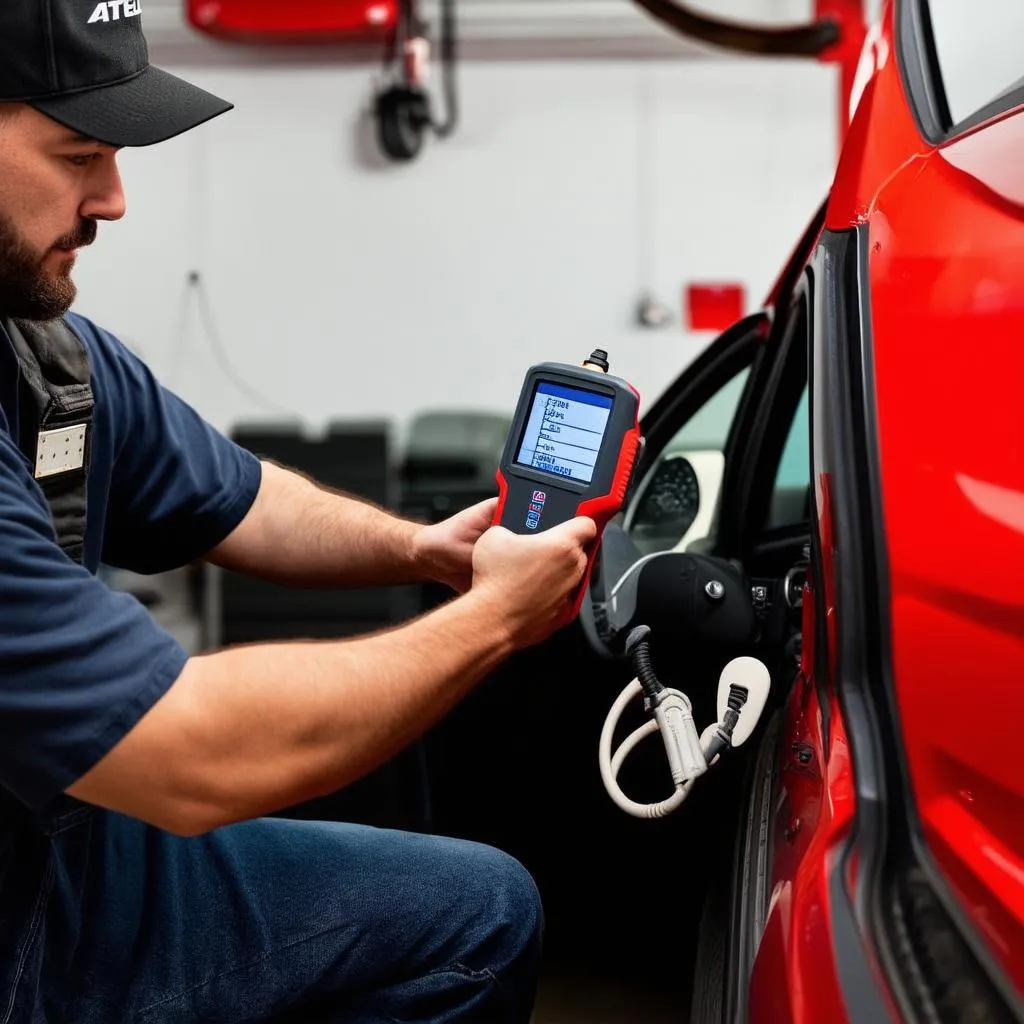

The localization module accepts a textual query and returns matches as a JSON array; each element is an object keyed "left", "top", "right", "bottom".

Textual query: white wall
[{"left": 70, "top": 57, "right": 836, "bottom": 445}]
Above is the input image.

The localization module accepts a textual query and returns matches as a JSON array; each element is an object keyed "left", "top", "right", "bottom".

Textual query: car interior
[{"left": 387, "top": 277, "right": 817, "bottom": 993}]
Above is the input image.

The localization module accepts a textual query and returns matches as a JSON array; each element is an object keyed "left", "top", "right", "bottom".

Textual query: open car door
[{"left": 416, "top": 200, "right": 826, "bottom": 978}]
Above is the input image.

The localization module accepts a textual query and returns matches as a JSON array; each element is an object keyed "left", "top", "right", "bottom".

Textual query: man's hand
[
  {"left": 411, "top": 497, "right": 498, "bottom": 593},
  {"left": 471, "top": 516, "right": 598, "bottom": 649}
]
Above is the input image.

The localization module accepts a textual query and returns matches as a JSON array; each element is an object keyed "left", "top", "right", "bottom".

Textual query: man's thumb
[{"left": 557, "top": 515, "right": 598, "bottom": 545}]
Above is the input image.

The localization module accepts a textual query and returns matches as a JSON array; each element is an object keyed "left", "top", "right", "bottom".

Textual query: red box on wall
[
  {"left": 186, "top": 0, "right": 398, "bottom": 43},
  {"left": 685, "top": 283, "right": 746, "bottom": 332}
]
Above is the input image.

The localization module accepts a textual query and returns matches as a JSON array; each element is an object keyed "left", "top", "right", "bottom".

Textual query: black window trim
[
  {"left": 715, "top": 286, "right": 810, "bottom": 560},
  {"left": 896, "top": 0, "right": 1024, "bottom": 144},
  {"left": 709, "top": 197, "right": 826, "bottom": 559},
  {"left": 746, "top": 291, "right": 810, "bottom": 547},
  {"left": 810, "top": 226, "right": 899, "bottom": 1021}
]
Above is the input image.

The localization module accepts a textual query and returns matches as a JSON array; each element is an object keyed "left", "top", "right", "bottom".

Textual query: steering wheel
[{"left": 579, "top": 520, "right": 644, "bottom": 659}]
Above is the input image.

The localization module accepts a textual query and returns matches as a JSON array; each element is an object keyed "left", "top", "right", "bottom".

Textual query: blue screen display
[{"left": 514, "top": 382, "right": 613, "bottom": 484}]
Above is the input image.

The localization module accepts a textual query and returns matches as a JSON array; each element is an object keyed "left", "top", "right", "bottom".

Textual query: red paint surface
[{"left": 754, "top": 0, "right": 1024, "bottom": 1012}]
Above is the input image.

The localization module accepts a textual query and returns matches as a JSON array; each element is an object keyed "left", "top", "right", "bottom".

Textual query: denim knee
[{"left": 467, "top": 845, "right": 544, "bottom": 985}]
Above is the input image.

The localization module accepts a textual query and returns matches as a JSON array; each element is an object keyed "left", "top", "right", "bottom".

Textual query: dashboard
[{"left": 623, "top": 448, "right": 725, "bottom": 555}]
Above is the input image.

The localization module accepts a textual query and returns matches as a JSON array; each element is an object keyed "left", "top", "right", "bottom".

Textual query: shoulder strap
[{"left": 3, "top": 318, "right": 94, "bottom": 564}]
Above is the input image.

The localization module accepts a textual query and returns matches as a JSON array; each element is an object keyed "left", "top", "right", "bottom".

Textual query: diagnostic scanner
[{"left": 493, "top": 349, "right": 643, "bottom": 617}]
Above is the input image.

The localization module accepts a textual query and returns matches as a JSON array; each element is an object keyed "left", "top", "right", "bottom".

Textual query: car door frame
[{"left": 628, "top": 199, "right": 828, "bottom": 563}]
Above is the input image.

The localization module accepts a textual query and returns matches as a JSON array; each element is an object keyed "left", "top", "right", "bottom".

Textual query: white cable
[
  {"left": 598, "top": 678, "right": 694, "bottom": 819},
  {"left": 598, "top": 655, "right": 771, "bottom": 821}
]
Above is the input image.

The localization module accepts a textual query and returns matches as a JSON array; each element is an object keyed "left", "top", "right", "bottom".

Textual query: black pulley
[{"left": 374, "top": 85, "right": 432, "bottom": 162}]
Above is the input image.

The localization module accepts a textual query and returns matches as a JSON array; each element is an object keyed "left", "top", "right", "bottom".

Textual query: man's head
[
  {"left": 0, "top": 104, "right": 117, "bottom": 319},
  {"left": 0, "top": 1, "right": 233, "bottom": 321}
]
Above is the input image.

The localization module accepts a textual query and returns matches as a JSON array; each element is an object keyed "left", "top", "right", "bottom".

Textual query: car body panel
[
  {"left": 749, "top": 0, "right": 1024, "bottom": 1016},
  {"left": 867, "top": 76, "right": 1024, "bottom": 996},
  {"left": 826, "top": 0, "right": 928, "bottom": 232},
  {"left": 748, "top": 231, "right": 900, "bottom": 1024},
  {"left": 748, "top": 649, "right": 858, "bottom": 1024}
]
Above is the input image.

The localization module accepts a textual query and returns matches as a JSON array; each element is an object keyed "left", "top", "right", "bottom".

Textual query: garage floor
[{"left": 534, "top": 964, "right": 682, "bottom": 1022}]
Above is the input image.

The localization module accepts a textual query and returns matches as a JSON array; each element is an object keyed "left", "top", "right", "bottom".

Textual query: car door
[
  {"left": 419, "top": 313, "right": 764, "bottom": 841},
  {"left": 671, "top": 266, "right": 814, "bottom": 1023},
  {"left": 580, "top": 260, "right": 817, "bottom": 1000},
  {"left": 745, "top": 3, "right": 1024, "bottom": 1022},
  {"left": 401, "top": 287, "right": 789, "bottom": 961}
]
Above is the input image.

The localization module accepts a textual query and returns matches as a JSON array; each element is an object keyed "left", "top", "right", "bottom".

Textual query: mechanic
[{"left": 0, "top": 4, "right": 597, "bottom": 1022}]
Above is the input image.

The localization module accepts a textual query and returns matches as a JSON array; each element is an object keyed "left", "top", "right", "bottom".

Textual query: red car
[{"left": 570, "top": 1, "right": 1024, "bottom": 1020}]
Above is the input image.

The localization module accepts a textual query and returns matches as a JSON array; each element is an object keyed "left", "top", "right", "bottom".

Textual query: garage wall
[{"left": 70, "top": 57, "right": 837, "bottom": 442}]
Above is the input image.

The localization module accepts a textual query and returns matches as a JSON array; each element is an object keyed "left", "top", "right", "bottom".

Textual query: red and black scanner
[{"left": 493, "top": 349, "right": 643, "bottom": 618}]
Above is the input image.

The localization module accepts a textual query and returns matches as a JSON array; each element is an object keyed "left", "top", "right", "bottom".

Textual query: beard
[{"left": 0, "top": 211, "right": 96, "bottom": 321}]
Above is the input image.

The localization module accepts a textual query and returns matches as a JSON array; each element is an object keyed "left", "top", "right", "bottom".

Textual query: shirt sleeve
[
  {"left": 68, "top": 315, "right": 263, "bottom": 575},
  {"left": 0, "top": 435, "right": 188, "bottom": 811}
]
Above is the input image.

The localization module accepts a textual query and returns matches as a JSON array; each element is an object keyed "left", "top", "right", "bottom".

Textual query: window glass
[
  {"left": 627, "top": 365, "right": 751, "bottom": 554},
  {"left": 665, "top": 369, "right": 749, "bottom": 454},
  {"left": 926, "top": 2, "right": 1024, "bottom": 127}
]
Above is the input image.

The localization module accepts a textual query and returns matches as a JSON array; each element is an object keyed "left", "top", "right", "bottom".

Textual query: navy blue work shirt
[{"left": 0, "top": 312, "right": 261, "bottom": 939}]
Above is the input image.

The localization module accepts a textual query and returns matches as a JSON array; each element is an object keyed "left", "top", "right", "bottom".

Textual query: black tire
[{"left": 688, "top": 709, "right": 781, "bottom": 1023}]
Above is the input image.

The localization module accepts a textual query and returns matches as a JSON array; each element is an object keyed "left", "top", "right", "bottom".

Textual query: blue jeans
[{"left": 1, "top": 801, "right": 544, "bottom": 1023}]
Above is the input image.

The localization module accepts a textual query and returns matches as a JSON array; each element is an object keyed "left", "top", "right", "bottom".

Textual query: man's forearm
[
  {"left": 210, "top": 459, "right": 429, "bottom": 587},
  {"left": 69, "top": 588, "right": 514, "bottom": 835}
]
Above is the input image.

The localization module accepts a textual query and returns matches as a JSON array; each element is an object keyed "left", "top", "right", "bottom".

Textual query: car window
[
  {"left": 902, "top": 1, "right": 1024, "bottom": 140},
  {"left": 926, "top": 2, "right": 1024, "bottom": 129},
  {"left": 664, "top": 370, "right": 749, "bottom": 454},
  {"left": 625, "top": 364, "right": 752, "bottom": 554},
  {"left": 767, "top": 384, "right": 810, "bottom": 529}
]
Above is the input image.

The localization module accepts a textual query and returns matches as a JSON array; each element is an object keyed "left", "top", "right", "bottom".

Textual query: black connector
[
  {"left": 725, "top": 682, "right": 746, "bottom": 714},
  {"left": 704, "top": 683, "right": 749, "bottom": 763},
  {"left": 625, "top": 625, "right": 664, "bottom": 704}
]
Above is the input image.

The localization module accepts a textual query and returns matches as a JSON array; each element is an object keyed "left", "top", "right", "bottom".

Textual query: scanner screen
[{"left": 514, "top": 382, "right": 613, "bottom": 484}]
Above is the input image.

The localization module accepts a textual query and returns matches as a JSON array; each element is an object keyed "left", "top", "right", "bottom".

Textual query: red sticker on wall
[{"left": 685, "top": 283, "right": 746, "bottom": 332}]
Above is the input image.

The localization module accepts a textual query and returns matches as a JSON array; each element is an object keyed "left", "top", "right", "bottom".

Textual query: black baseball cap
[{"left": 0, "top": 0, "right": 233, "bottom": 147}]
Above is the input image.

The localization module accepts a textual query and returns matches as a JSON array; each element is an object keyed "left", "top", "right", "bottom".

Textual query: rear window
[{"left": 899, "top": 0, "right": 1024, "bottom": 139}]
